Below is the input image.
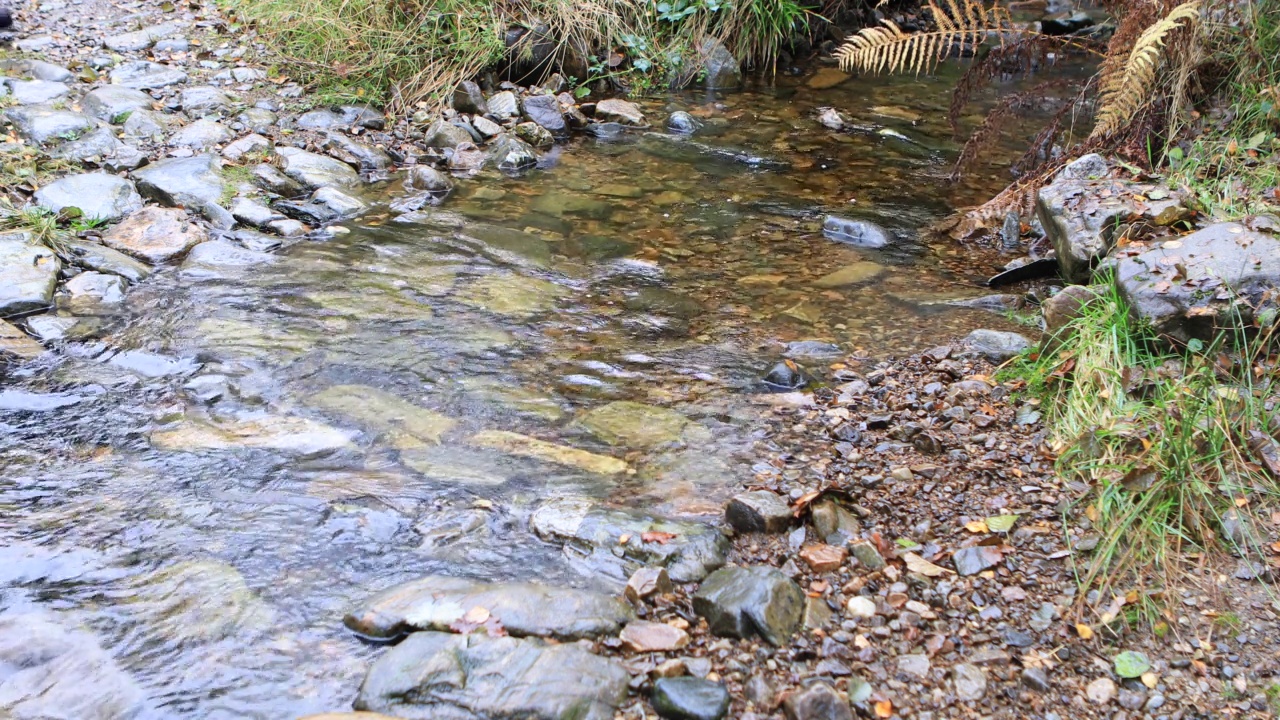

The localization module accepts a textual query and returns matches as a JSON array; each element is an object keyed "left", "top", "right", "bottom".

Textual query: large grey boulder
[
  {"left": 344, "top": 575, "right": 633, "bottom": 640},
  {"left": 962, "top": 329, "right": 1031, "bottom": 361},
  {"left": 0, "top": 233, "right": 61, "bottom": 315},
  {"left": 82, "top": 86, "right": 153, "bottom": 123},
  {"left": 521, "top": 94, "right": 566, "bottom": 135},
  {"left": 531, "top": 497, "right": 728, "bottom": 583},
  {"left": 355, "top": 631, "right": 629, "bottom": 720},
  {"left": 323, "top": 132, "right": 392, "bottom": 173},
  {"left": 452, "top": 81, "right": 487, "bottom": 114},
  {"left": 4, "top": 79, "right": 70, "bottom": 105},
  {"left": 692, "top": 565, "right": 804, "bottom": 645},
  {"left": 60, "top": 240, "right": 152, "bottom": 283},
  {"left": 34, "top": 173, "right": 143, "bottom": 222},
  {"left": 132, "top": 155, "right": 225, "bottom": 211},
  {"left": 699, "top": 39, "right": 742, "bottom": 90},
  {"left": 274, "top": 146, "right": 361, "bottom": 190},
  {"left": 0, "top": 612, "right": 150, "bottom": 720},
  {"left": 488, "top": 134, "right": 539, "bottom": 174},
  {"left": 1113, "top": 222, "right": 1280, "bottom": 345},
  {"left": 4, "top": 106, "right": 95, "bottom": 145},
  {"left": 169, "top": 119, "right": 233, "bottom": 149},
  {"left": 180, "top": 85, "right": 231, "bottom": 116},
  {"left": 110, "top": 61, "right": 188, "bottom": 89},
  {"left": 423, "top": 120, "right": 473, "bottom": 150},
  {"left": 52, "top": 127, "right": 146, "bottom": 171}
]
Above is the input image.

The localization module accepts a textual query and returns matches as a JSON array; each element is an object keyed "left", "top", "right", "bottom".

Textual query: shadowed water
[{"left": 0, "top": 72, "right": 1042, "bottom": 718}]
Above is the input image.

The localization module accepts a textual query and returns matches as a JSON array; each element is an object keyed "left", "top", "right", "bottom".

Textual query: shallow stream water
[{"left": 1, "top": 71, "right": 1039, "bottom": 717}]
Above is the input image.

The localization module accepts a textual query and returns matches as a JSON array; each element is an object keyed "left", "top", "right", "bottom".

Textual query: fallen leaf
[
  {"left": 463, "top": 606, "right": 490, "bottom": 624},
  {"left": 874, "top": 700, "right": 893, "bottom": 718},
  {"left": 641, "top": 531, "right": 677, "bottom": 545},
  {"left": 1076, "top": 623, "right": 1095, "bottom": 640},
  {"left": 964, "top": 520, "right": 989, "bottom": 533},
  {"left": 904, "top": 552, "right": 954, "bottom": 577},
  {"left": 1141, "top": 671, "right": 1159, "bottom": 689},
  {"left": 618, "top": 533, "right": 632, "bottom": 544},
  {"left": 986, "top": 515, "right": 1018, "bottom": 533}
]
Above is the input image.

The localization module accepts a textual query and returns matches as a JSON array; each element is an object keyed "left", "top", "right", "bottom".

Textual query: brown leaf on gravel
[
  {"left": 1076, "top": 623, "right": 1095, "bottom": 640},
  {"left": 904, "top": 552, "right": 953, "bottom": 577},
  {"left": 874, "top": 700, "right": 893, "bottom": 718},
  {"left": 641, "top": 531, "right": 677, "bottom": 545}
]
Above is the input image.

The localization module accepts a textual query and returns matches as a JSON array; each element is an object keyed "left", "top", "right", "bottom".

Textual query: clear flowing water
[{"left": 0, "top": 72, "right": 1037, "bottom": 718}]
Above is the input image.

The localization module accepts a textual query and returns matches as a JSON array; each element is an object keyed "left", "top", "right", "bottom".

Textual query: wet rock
[
  {"left": 0, "top": 389, "right": 85, "bottom": 411},
  {"left": 5, "top": 59, "right": 75, "bottom": 83},
  {"left": 150, "top": 414, "right": 353, "bottom": 455},
  {"left": 762, "top": 360, "right": 810, "bottom": 391},
  {"left": 1113, "top": 222, "right": 1280, "bottom": 345},
  {"left": 813, "top": 261, "right": 885, "bottom": 288},
  {"left": 341, "top": 105, "right": 385, "bottom": 129},
  {"left": 123, "top": 108, "right": 172, "bottom": 140},
  {"left": 781, "top": 682, "right": 851, "bottom": 720},
  {"left": 238, "top": 107, "right": 278, "bottom": 134},
  {"left": 595, "top": 98, "right": 646, "bottom": 126},
  {"left": 725, "top": 490, "right": 792, "bottom": 533},
  {"left": 423, "top": 120, "right": 473, "bottom": 149},
  {"left": 60, "top": 239, "right": 151, "bottom": 283},
  {"left": 0, "top": 612, "right": 149, "bottom": 719},
  {"left": 230, "top": 197, "right": 283, "bottom": 227},
  {"left": 102, "top": 206, "right": 207, "bottom": 264},
  {"left": 344, "top": 575, "right": 633, "bottom": 640},
  {"left": 651, "top": 677, "right": 730, "bottom": 720},
  {"left": 467, "top": 430, "right": 628, "bottom": 475},
  {"left": 355, "top": 631, "right": 628, "bottom": 720},
  {"left": 799, "top": 543, "right": 846, "bottom": 573},
  {"left": 0, "top": 235, "right": 60, "bottom": 315},
  {"left": 487, "top": 90, "right": 519, "bottom": 118},
  {"left": 133, "top": 155, "right": 226, "bottom": 212},
  {"left": 522, "top": 94, "right": 567, "bottom": 135},
  {"left": 180, "top": 239, "right": 275, "bottom": 276},
  {"left": 170, "top": 118, "right": 233, "bottom": 149},
  {"left": 23, "top": 315, "right": 96, "bottom": 343},
  {"left": 822, "top": 216, "right": 892, "bottom": 248},
  {"left": 667, "top": 111, "right": 702, "bottom": 134},
  {"left": 700, "top": 38, "right": 742, "bottom": 89},
  {"left": 297, "top": 108, "right": 345, "bottom": 130},
  {"left": 953, "top": 663, "right": 988, "bottom": 701},
  {"left": 4, "top": 105, "right": 95, "bottom": 144},
  {"left": 63, "top": 271, "right": 126, "bottom": 312},
  {"left": 626, "top": 567, "right": 673, "bottom": 603},
  {"left": 308, "top": 384, "right": 455, "bottom": 449},
  {"left": 807, "top": 67, "right": 850, "bottom": 89},
  {"left": 488, "top": 134, "right": 539, "bottom": 173},
  {"left": 252, "top": 162, "right": 305, "bottom": 196},
  {"left": 405, "top": 165, "right": 453, "bottom": 194},
  {"left": 0, "top": 319, "right": 43, "bottom": 361},
  {"left": 818, "top": 107, "right": 848, "bottom": 130},
  {"left": 181, "top": 85, "right": 230, "bottom": 115},
  {"left": 34, "top": 173, "right": 143, "bottom": 223},
  {"left": 5, "top": 79, "right": 69, "bottom": 105},
  {"left": 952, "top": 545, "right": 1003, "bottom": 576},
  {"left": 575, "top": 400, "right": 690, "bottom": 448},
  {"left": 623, "top": 287, "right": 703, "bottom": 318},
  {"left": 515, "top": 120, "right": 556, "bottom": 148},
  {"left": 110, "top": 60, "right": 188, "bottom": 89},
  {"left": 275, "top": 146, "right": 362, "bottom": 190},
  {"left": 324, "top": 133, "right": 391, "bottom": 173},
  {"left": 531, "top": 497, "right": 729, "bottom": 582},
  {"left": 456, "top": 274, "right": 567, "bottom": 317},
  {"left": 810, "top": 499, "right": 860, "bottom": 544},
  {"left": 692, "top": 566, "right": 804, "bottom": 645},
  {"left": 849, "top": 541, "right": 886, "bottom": 571},
  {"left": 52, "top": 127, "right": 145, "bottom": 170},
  {"left": 452, "top": 80, "right": 487, "bottom": 114},
  {"left": 622, "top": 621, "right": 690, "bottom": 652},
  {"left": 962, "top": 329, "right": 1031, "bottom": 361},
  {"left": 128, "top": 560, "right": 273, "bottom": 642},
  {"left": 311, "top": 186, "right": 367, "bottom": 218},
  {"left": 472, "top": 115, "right": 503, "bottom": 138},
  {"left": 104, "top": 21, "right": 183, "bottom": 51}
]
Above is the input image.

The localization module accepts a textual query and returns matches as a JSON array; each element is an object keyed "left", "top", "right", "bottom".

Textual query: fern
[
  {"left": 1091, "top": 1, "right": 1201, "bottom": 138},
  {"left": 834, "top": 0, "right": 1012, "bottom": 76}
]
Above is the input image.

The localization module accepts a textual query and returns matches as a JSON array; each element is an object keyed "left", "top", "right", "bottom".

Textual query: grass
[
  {"left": 1164, "top": 0, "right": 1280, "bottom": 219},
  {"left": 0, "top": 147, "right": 82, "bottom": 191},
  {"left": 1003, "top": 280, "right": 1279, "bottom": 610},
  {"left": 0, "top": 203, "right": 73, "bottom": 254},
  {"left": 1266, "top": 682, "right": 1280, "bottom": 713},
  {"left": 219, "top": 0, "right": 818, "bottom": 113}
]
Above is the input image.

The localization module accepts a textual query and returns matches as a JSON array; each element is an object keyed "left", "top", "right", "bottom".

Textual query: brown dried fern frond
[
  {"left": 949, "top": 79, "right": 1076, "bottom": 180},
  {"left": 1091, "top": 0, "right": 1201, "bottom": 138},
  {"left": 947, "top": 33, "right": 1079, "bottom": 131},
  {"left": 835, "top": 0, "right": 1012, "bottom": 76}
]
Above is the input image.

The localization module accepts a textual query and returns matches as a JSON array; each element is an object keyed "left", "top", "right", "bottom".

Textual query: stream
[{"left": 1, "top": 70, "right": 1037, "bottom": 718}]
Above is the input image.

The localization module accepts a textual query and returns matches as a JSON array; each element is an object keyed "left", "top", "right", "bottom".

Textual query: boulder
[
  {"left": 252, "top": 163, "right": 305, "bottom": 196},
  {"left": 181, "top": 85, "right": 231, "bottom": 115},
  {"left": 0, "top": 234, "right": 60, "bottom": 315},
  {"left": 667, "top": 111, "right": 702, "bottom": 134},
  {"left": 323, "top": 133, "right": 392, "bottom": 173},
  {"left": 355, "top": 631, "right": 629, "bottom": 720},
  {"left": 102, "top": 207, "right": 207, "bottom": 264},
  {"left": 169, "top": 118, "right": 233, "bottom": 149},
  {"left": 0, "top": 612, "right": 150, "bottom": 719},
  {"left": 822, "top": 216, "right": 892, "bottom": 248},
  {"left": 5, "top": 79, "right": 69, "bottom": 105},
  {"left": 222, "top": 134, "right": 272, "bottom": 163},
  {"left": 575, "top": 400, "right": 690, "bottom": 448},
  {"left": 0, "top": 318, "right": 44, "bottom": 361},
  {"left": 452, "top": 80, "right": 487, "bottom": 114},
  {"left": 238, "top": 107, "right": 278, "bottom": 134},
  {"left": 405, "top": 165, "right": 453, "bottom": 194},
  {"left": 275, "top": 146, "right": 362, "bottom": 190},
  {"left": 4, "top": 105, "right": 95, "bottom": 145},
  {"left": 699, "top": 39, "right": 742, "bottom": 90},
  {"left": 651, "top": 677, "right": 730, "bottom": 720},
  {"left": 63, "top": 271, "right": 126, "bottom": 313},
  {"left": 180, "top": 239, "right": 276, "bottom": 277},
  {"left": 344, "top": 575, "right": 634, "bottom": 640},
  {"left": 109, "top": 60, "right": 188, "bottom": 89},
  {"left": 693, "top": 566, "right": 804, "bottom": 645},
  {"left": 487, "top": 90, "right": 519, "bottom": 118},
  {"left": 423, "top": 120, "right": 474, "bottom": 149},
  {"left": 962, "top": 329, "right": 1031, "bottom": 361},
  {"left": 33, "top": 173, "right": 143, "bottom": 223},
  {"left": 52, "top": 127, "right": 146, "bottom": 170},
  {"left": 60, "top": 239, "right": 152, "bottom": 283},
  {"left": 594, "top": 98, "right": 646, "bottom": 126},
  {"left": 515, "top": 121, "right": 555, "bottom": 149},
  {"left": 1112, "top": 222, "right": 1280, "bottom": 345},
  {"left": 122, "top": 109, "right": 173, "bottom": 140},
  {"left": 132, "top": 155, "right": 226, "bottom": 215},
  {"left": 488, "top": 134, "right": 539, "bottom": 174},
  {"left": 724, "top": 490, "right": 793, "bottom": 533},
  {"left": 297, "top": 109, "right": 345, "bottom": 130},
  {"left": 531, "top": 497, "right": 729, "bottom": 583},
  {"left": 521, "top": 93, "right": 567, "bottom": 135}
]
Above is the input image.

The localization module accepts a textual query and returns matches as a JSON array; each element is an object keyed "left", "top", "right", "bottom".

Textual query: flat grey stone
[
  {"left": 4, "top": 79, "right": 69, "bottom": 105},
  {"left": 692, "top": 565, "right": 804, "bottom": 645},
  {"left": 181, "top": 85, "right": 231, "bottom": 116},
  {"left": 82, "top": 86, "right": 153, "bottom": 123},
  {"left": 170, "top": 119, "right": 233, "bottom": 149},
  {"left": 251, "top": 162, "right": 304, "bottom": 196},
  {"left": 63, "top": 271, "right": 126, "bottom": 312},
  {"left": 230, "top": 197, "right": 282, "bottom": 227},
  {"left": 0, "top": 234, "right": 61, "bottom": 315},
  {"left": 132, "top": 155, "right": 225, "bottom": 210},
  {"left": 221, "top": 133, "right": 271, "bottom": 162},
  {"left": 104, "top": 21, "right": 184, "bottom": 52},
  {"left": 122, "top": 109, "right": 172, "bottom": 140},
  {"left": 297, "top": 109, "right": 344, "bottom": 130},
  {"left": 180, "top": 239, "right": 275, "bottom": 277},
  {"left": 101, "top": 207, "right": 208, "bottom": 264},
  {"left": 52, "top": 127, "right": 145, "bottom": 170},
  {"left": 60, "top": 240, "right": 152, "bottom": 283},
  {"left": 4, "top": 105, "right": 95, "bottom": 145},
  {"left": 110, "top": 61, "right": 188, "bottom": 89},
  {"left": 275, "top": 146, "right": 361, "bottom": 190},
  {"left": 34, "top": 173, "right": 143, "bottom": 222}
]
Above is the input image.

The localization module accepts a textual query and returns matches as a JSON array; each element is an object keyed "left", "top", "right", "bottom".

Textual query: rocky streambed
[{"left": 4, "top": 0, "right": 1279, "bottom": 719}]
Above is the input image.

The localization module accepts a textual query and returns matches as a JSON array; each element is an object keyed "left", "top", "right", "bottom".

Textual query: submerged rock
[
  {"left": 456, "top": 274, "right": 568, "bottom": 317},
  {"left": 822, "top": 216, "right": 892, "bottom": 248},
  {"left": 531, "top": 497, "right": 729, "bottom": 582},
  {"left": 467, "top": 430, "right": 628, "bottom": 475},
  {"left": 309, "top": 384, "right": 456, "bottom": 450},
  {"left": 693, "top": 566, "right": 804, "bottom": 645},
  {"left": 344, "top": 575, "right": 633, "bottom": 640},
  {"left": 150, "top": 414, "right": 353, "bottom": 455},
  {"left": 575, "top": 400, "right": 691, "bottom": 448},
  {"left": 355, "top": 631, "right": 629, "bottom": 720},
  {"left": 127, "top": 560, "right": 274, "bottom": 643},
  {"left": 0, "top": 613, "right": 149, "bottom": 719}
]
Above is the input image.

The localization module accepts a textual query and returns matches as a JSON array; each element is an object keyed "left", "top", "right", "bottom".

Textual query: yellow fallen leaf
[
  {"left": 463, "top": 606, "right": 490, "bottom": 624},
  {"left": 1141, "top": 672, "right": 1159, "bottom": 689},
  {"left": 1076, "top": 623, "right": 1094, "bottom": 640},
  {"left": 903, "top": 552, "right": 954, "bottom": 577},
  {"left": 1086, "top": 504, "right": 1099, "bottom": 522},
  {"left": 965, "top": 520, "right": 989, "bottom": 533},
  {"left": 618, "top": 533, "right": 632, "bottom": 544},
  {"left": 874, "top": 700, "right": 893, "bottom": 718}
]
